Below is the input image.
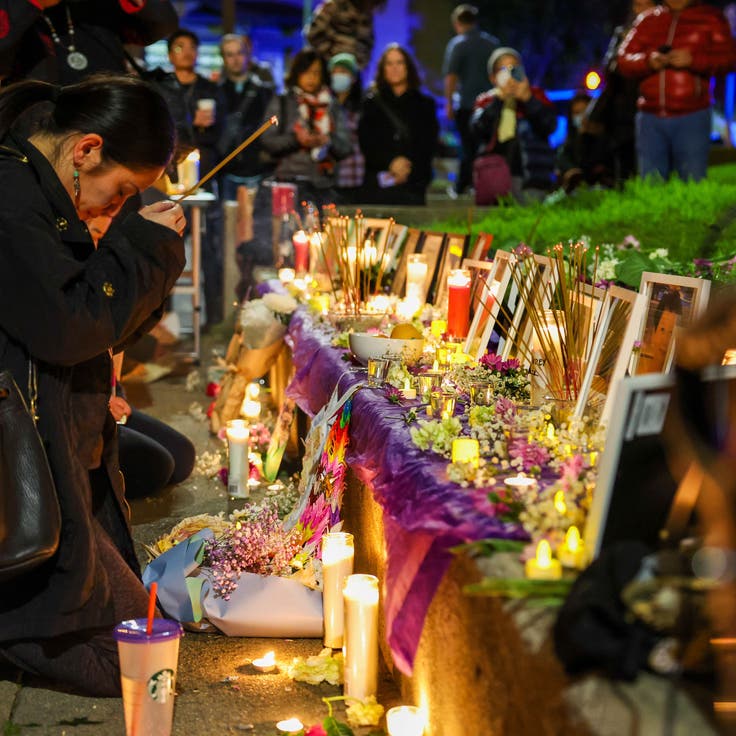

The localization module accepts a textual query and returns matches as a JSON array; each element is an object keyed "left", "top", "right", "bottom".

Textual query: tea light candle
[
  {"left": 525, "top": 539, "right": 562, "bottom": 580},
  {"left": 252, "top": 651, "right": 276, "bottom": 673},
  {"left": 343, "top": 574, "right": 379, "bottom": 699},
  {"left": 292, "top": 230, "right": 309, "bottom": 273},
  {"left": 557, "top": 526, "right": 585, "bottom": 570},
  {"left": 386, "top": 705, "right": 425, "bottom": 736},
  {"left": 430, "top": 319, "right": 447, "bottom": 338},
  {"left": 276, "top": 718, "right": 304, "bottom": 733},
  {"left": 176, "top": 148, "right": 200, "bottom": 191},
  {"left": 452, "top": 438, "right": 480, "bottom": 467},
  {"left": 278, "top": 267, "right": 296, "bottom": 284},
  {"left": 241, "top": 397, "right": 261, "bottom": 421},
  {"left": 401, "top": 377, "right": 417, "bottom": 400},
  {"left": 226, "top": 420, "right": 249, "bottom": 499},
  {"left": 406, "top": 254, "right": 428, "bottom": 302},
  {"left": 321, "top": 532, "right": 354, "bottom": 649},
  {"left": 447, "top": 268, "right": 471, "bottom": 339},
  {"left": 504, "top": 473, "right": 537, "bottom": 492}
]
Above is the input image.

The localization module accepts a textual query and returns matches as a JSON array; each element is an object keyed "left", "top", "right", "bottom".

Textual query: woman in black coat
[
  {"left": 0, "top": 74, "right": 185, "bottom": 696},
  {"left": 358, "top": 43, "right": 438, "bottom": 206}
]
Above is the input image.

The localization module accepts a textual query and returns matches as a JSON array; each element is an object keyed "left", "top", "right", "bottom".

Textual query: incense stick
[{"left": 175, "top": 116, "right": 278, "bottom": 199}]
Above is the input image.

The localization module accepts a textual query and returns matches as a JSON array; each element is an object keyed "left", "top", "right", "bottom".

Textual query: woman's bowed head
[{"left": 0, "top": 74, "right": 184, "bottom": 232}]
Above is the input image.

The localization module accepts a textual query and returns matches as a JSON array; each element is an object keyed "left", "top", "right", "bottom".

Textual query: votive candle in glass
[
  {"left": 321, "top": 532, "right": 355, "bottom": 648},
  {"left": 343, "top": 574, "right": 379, "bottom": 699},
  {"left": 386, "top": 705, "right": 425, "bottom": 736},
  {"left": 225, "top": 419, "right": 249, "bottom": 498},
  {"left": 406, "top": 254, "right": 429, "bottom": 302},
  {"left": 451, "top": 438, "right": 480, "bottom": 467},
  {"left": 278, "top": 267, "right": 296, "bottom": 284},
  {"left": 176, "top": 148, "right": 200, "bottom": 191},
  {"left": 447, "top": 269, "right": 472, "bottom": 339}
]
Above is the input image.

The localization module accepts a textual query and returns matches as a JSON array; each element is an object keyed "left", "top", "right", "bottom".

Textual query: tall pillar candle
[
  {"left": 292, "top": 230, "right": 309, "bottom": 273},
  {"left": 447, "top": 268, "right": 471, "bottom": 339},
  {"left": 321, "top": 532, "right": 355, "bottom": 648},
  {"left": 343, "top": 574, "right": 379, "bottom": 699},
  {"left": 405, "top": 253, "right": 428, "bottom": 302},
  {"left": 226, "top": 419, "right": 249, "bottom": 498}
]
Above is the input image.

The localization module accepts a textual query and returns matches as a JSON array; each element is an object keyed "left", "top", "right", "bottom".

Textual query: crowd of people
[{"left": 0, "top": 0, "right": 734, "bottom": 699}]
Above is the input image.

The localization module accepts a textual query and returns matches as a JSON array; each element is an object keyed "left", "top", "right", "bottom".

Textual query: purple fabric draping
[{"left": 285, "top": 308, "right": 527, "bottom": 675}]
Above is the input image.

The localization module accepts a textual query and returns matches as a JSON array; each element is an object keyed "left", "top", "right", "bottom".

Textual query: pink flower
[
  {"left": 305, "top": 726, "right": 327, "bottom": 736},
  {"left": 217, "top": 467, "right": 229, "bottom": 486}
]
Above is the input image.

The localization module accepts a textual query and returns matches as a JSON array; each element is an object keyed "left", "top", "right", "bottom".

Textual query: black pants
[
  {"left": 118, "top": 409, "right": 195, "bottom": 499},
  {"left": 454, "top": 107, "right": 475, "bottom": 194}
]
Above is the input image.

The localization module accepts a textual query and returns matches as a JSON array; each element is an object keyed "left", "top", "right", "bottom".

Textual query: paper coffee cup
[
  {"left": 113, "top": 618, "right": 183, "bottom": 736},
  {"left": 197, "top": 98, "right": 215, "bottom": 111}
]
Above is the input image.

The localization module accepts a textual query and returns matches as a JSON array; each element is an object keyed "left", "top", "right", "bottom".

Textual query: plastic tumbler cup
[{"left": 113, "top": 618, "right": 183, "bottom": 736}]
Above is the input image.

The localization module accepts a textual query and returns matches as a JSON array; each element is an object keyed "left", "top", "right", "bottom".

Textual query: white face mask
[
  {"left": 330, "top": 72, "right": 352, "bottom": 94},
  {"left": 495, "top": 68, "right": 511, "bottom": 88}
]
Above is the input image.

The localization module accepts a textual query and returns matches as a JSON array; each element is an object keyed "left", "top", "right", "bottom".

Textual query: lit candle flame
[
  {"left": 536, "top": 540, "right": 553, "bottom": 569},
  {"left": 565, "top": 526, "right": 581, "bottom": 553},
  {"left": 554, "top": 490, "right": 567, "bottom": 515}
]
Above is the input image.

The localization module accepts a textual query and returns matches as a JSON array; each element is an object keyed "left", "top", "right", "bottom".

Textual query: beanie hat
[
  {"left": 328, "top": 52, "right": 358, "bottom": 75},
  {"left": 487, "top": 46, "right": 521, "bottom": 76}
]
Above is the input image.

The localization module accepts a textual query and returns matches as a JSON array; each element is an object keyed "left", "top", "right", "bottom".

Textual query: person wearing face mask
[
  {"left": 617, "top": 0, "right": 736, "bottom": 181},
  {"left": 328, "top": 52, "right": 365, "bottom": 204},
  {"left": 471, "top": 47, "right": 557, "bottom": 202}
]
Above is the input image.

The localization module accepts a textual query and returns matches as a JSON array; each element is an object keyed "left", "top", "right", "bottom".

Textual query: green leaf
[
  {"left": 463, "top": 577, "right": 574, "bottom": 599},
  {"left": 615, "top": 250, "right": 650, "bottom": 288},
  {"left": 324, "top": 716, "right": 355, "bottom": 736},
  {"left": 451, "top": 538, "right": 526, "bottom": 556}
]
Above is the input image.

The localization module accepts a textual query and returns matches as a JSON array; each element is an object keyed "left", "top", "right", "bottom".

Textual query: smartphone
[{"left": 511, "top": 65, "right": 526, "bottom": 82}]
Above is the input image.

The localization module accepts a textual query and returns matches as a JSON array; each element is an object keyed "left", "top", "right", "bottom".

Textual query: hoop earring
[{"left": 73, "top": 169, "right": 80, "bottom": 203}]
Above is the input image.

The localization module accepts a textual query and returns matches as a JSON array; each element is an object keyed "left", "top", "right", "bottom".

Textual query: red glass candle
[
  {"left": 292, "top": 230, "right": 309, "bottom": 273},
  {"left": 447, "top": 268, "right": 471, "bottom": 338}
]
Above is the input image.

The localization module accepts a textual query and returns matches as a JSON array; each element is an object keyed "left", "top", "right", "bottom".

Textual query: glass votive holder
[
  {"left": 386, "top": 705, "right": 425, "bottom": 736},
  {"left": 430, "top": 391, "right": 456, "bottom": 418},
  {"left": 418, "top": 372, "right": 443, "bottom": 402},
  {"left": 367, "top": 358, "right": 389, "bottom": 387},
  {"left": 470, "top": 381, "right": 494, "bottom": 406}
]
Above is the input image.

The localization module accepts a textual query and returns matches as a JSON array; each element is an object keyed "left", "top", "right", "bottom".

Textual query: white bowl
[{"left": 348, "top": 333, "right": 425, "bottom": 366}]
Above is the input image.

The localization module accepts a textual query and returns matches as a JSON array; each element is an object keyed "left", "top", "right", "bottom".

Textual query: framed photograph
[
  {"left": 574, "top": 285, "right": 642, "bottom": 421},
  {"left": 631, "top": 272, "right": 711, "bottom": 376},
  {"left": 464, "top": 250, "right": 516, "bottom": 359},
  {"left": 461, "top": 258, "right": 496, "bottom": 358},
  {"left": 417, "top": 231, "right": 447, "bottom": 305},
  {"left": 500, "top": 254, "right": 556, "bottom": 363},
  {"left": 584, "top": 370, "right": 709, "bottom": 563},
  {"left": 385, "top": 224, "right": 408, "bottom": 272},
  {"left": 391, "top": 228, "right": 422, "bottom": 296},
  {"left": 433, "top": 233, "right": 469, "bottom": 309},
  {"left": 469, "top": 232, "right": 495, "bottom": 261}
]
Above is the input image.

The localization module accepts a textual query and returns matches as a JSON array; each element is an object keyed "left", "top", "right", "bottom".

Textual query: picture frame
[
  {"left": 461, "top": 258, "right": 496, "bottom": 358},
  {"left": 574, "top": 284, "right": 642, "bottom": 421},
  {"left": 464, "top": 250, "right": 516, "bottom": 360},
  {"left": 391, "top": 228, "right": 422, "bottom": 296},
  {"left": 631, "top": 272, "right": 711, "bottom": 376},
  {"left": 433, "top": 233, "right": 469, "bottom": 309},
  {"left": 417, "top": 231, "right": 447, "bottom": 305},
  {"left": 469, "top": 232, "right": 494, "bottom": 261}
]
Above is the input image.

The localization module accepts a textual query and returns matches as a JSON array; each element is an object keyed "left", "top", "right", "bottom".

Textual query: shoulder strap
[{"left": 370, "top": 92, "right": 410, "bottom": 143}]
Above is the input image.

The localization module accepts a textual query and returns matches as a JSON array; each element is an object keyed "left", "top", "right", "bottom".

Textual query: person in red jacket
[{"left": 617, "top": 0, "right": 736, "bottom": 181}]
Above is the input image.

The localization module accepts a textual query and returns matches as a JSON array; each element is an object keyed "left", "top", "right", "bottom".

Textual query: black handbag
[{"left": 0, "top": 368, "right": 61, "bottom": 581}]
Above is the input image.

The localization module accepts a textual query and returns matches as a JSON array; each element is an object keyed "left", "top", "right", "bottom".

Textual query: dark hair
[
  {"left": 452, "top": 4, "right": 479, "bottom": 25},
  {"left": 0, "top": 75, "right": 176, "bottom": 170},
  {"left": 167, "top": 28, "right": 200, "bottom": 52},
  {"left": 374, "top": 43, "right": 421, "bottom": 92},
  {"left": 285, "top": 48, "right": 326, "bottom": 89}
]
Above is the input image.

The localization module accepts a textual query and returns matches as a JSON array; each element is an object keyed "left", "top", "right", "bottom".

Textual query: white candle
[
  {"left": 401, "top": 378, "right": 417, "bottom": 401},
  {"left": 386, "top": 705, "right": 425, "bottom": 736},
  {"left": 226, "top": 420, "right": 249, "bottom": 498},
  {"left": 525, "top": 540, "right": 562, "bottom": 580},
  {"left": 321, "top": 532, "right": 355, "bottom": 649},
  {"left": 176, "top": 149, "right": 200, "bottom": 191},
  {"left": 279, "top": 267, "right": 296, "bottom": 284},
  {"left": 252, "top": 650, "right": 276, "bottom": 673},
  {"left": 241, "top": 398, "right": 261, "bottom": 421},
  {"left": 406, "top": 254, "right": 428, "bottom": 302},
  {"left": 343, "top": 574, "right": 379, "bottom": 699},
  {"left": 504, "top": 473, "right": 537, "bottom": 492}
]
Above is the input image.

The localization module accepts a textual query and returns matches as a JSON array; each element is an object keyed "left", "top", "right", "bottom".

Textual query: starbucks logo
[{"left": 147, "top": 669, "right": 175, "bottom": 703}]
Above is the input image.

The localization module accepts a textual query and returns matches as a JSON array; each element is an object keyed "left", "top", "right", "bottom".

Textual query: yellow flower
[{"left": 346, "top": 695, "right": 384, "bottom": 727}]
